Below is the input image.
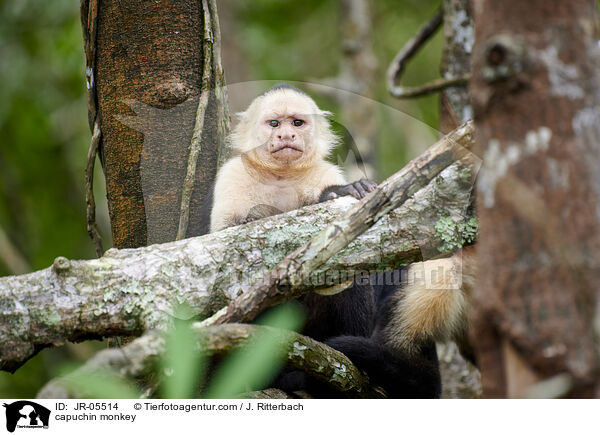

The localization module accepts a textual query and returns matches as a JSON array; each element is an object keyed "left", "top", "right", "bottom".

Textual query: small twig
[
  {"left": 85, "top": 120, "right": 104, "bottom": 257},
  {"left": 389, "top": 75, "right": 471, "bottom": 99},
  {"left": 387, "top": 8, "right": 442, "bottom": 86},
  {"left": 176, "top": 0, "right": 214, "bottom": 240},
  {"left": 208, "top": 0, "right": 232, "bottom": 169},
  {"left": 441, "top": 93, "right": 461, "bottom": 129},
  {"left": 81, "top": 0, "right": 99, "bottom": 130},
  {"left": 386, "top": 8, "right": 471, "bottom": 99},
  {"left": 203, "top": 121, "right": 475, "bottom": 327},
  {"left": 82, "top": 0, "right": 103, "bottom": 257}
]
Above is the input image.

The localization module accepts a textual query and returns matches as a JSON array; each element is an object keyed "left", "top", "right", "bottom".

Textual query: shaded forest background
[{"left": 2, "top": 0, "right": 449, "bottom": 396}]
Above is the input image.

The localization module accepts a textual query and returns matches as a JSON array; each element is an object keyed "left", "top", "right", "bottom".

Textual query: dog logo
[{"left": 3, "top": 401, "right": 50, "bottom": 432}]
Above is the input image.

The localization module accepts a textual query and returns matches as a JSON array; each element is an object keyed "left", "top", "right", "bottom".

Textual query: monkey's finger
[
  {"left": 235, "top": 216, "right": 257, "bottom": 226},
  {"left": 344, "top": 185, "right": 361, "bottom": 199},
  {"left": 361, "top": 179, "right": 378, "bottom": 192},
  {"left": 353, "top": 181, "right": 367, "bottom": 198}
]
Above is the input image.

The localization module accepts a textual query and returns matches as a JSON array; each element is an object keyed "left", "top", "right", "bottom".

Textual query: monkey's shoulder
[{"left": 306, "top": 160, "right": 346, "bottom": 191}]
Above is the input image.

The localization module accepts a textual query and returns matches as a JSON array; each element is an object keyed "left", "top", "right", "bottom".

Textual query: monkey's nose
[{"left": 277, "top": 133, "right": 296, "bottom": 140}]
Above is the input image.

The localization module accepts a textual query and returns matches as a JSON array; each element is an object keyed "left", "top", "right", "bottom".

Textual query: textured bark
[
  {"left": 437, "top": 342, "right": 481, "bottom": 398},
  {"left": 37, "top": 330, "right": 165, "bottom": 399},
  {"left": 0, "top": 124, "right": 476, "bottom": 372},
  {"left": 93, "top": 0, "right": 224, "bottom": 247},
  {"left": 194, "top": 324, "right": 384, "bottom": 398},
  {"left": 439, "top": 0, "right": 474, "bottom": 132},
  {"left": 470, "top": 0, "right": 600, "bottom": 397},
  {"left": 437, "top": 0, "right": 481, "bottom": 399}
]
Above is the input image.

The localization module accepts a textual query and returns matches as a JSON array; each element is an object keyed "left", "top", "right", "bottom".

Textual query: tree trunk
[
  {"left": 85, "top": 0, "right": 227, "bottom": 248},
  {"left": 439, "top": 0, "right": 473, "bottom": 132},
  {"left": 436, "top": 0, "right": 481, "bottom": 398},
  {"left": 470, "top": 0, "right": 600, "bottom": 398},
  {"left": 337, "top": 0, "right": 378, "bottom": 181}
]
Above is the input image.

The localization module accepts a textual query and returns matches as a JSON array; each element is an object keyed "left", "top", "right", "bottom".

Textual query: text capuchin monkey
[{"left": 209, "top": 84, "right": 472, "bottom": 398}]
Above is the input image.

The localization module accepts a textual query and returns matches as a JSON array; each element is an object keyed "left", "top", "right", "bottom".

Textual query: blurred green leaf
[
  {"left": 203, "top": 303, "right": 304, "bottom": 398},
  {"left": 160, "top": 305, "right": 207, "bottom": 399},
  {"left": 60, "top": 366, "right": 141, "bottom": 399}
]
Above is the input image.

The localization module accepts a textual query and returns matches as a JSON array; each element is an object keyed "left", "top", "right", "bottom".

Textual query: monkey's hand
[
  {"left": 233, "top": 204, "right": 284, "bottom": 227},
  {"left": 319, "top": 179, "right": 377, "bottom": 202},
  {"left": 233, "top": 216, "right": 258, "bottom": 226}
]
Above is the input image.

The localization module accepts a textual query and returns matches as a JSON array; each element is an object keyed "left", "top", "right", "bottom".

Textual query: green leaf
[
  {"left": 160, "top": 305, "right": 207, "bottom": 399},
  {"left": 60, "top": 369, "right": 140, "bottom": 399},
  {"left": 203, "top": 303, "right": 304, "bottom": 398}
]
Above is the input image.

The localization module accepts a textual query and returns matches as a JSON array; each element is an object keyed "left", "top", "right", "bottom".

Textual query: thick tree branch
[
  {"left": 37, "top": 324, "right": 384, "bottom": 399},
  {"left": 1, "top": 123, "right": 475, "bottom": 372},
  {"left": 37, "top": 330, "right": 165, "bottom": 399},
  {"left": 193, "top": 324, "right": 384, "bottom": 398}
]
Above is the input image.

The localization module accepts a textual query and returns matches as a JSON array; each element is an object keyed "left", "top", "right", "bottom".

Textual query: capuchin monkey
[
  {"left": 210, "top": 83, "right": 377, "bottom": 342},
  {"left": 210, "top": 83, "right": 376, "bottom": 233},
  {"left": 209, "top": 84, "right": 472, "bottom": 398}
]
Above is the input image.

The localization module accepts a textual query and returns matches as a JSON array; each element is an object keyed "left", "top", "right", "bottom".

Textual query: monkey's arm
[
  {"left": 318, "top": 179, "right": 378, "bottom": 202},
  {"left": 306, "top": 161, "right": 376, "bottom": 203},
  {"left": 210, "top": 158, "right": 254, "bottom": 232}
]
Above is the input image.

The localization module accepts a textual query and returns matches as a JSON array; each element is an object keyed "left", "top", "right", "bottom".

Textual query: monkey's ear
[{"left": 234, "top": 111, "right": 248, "bottom": 121}]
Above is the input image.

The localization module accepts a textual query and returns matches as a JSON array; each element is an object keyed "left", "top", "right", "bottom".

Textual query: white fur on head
[{"left": 230, "top": 86, "right": 339, "bottom": 164}]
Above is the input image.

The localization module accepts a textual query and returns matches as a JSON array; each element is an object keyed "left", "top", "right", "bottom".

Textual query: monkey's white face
[
  {"left": 260, "top": 114, "right": 310, "bottom": 163},
  {"left": 254, "top": 92, "right": 315, "bottom": 164},
  {"left": 233, "top": 89, "right": 331, "bottom": 168}
]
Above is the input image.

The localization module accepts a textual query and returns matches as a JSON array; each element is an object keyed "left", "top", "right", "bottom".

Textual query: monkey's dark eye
[
  {"left": 292, "top": 119, "right": 304, "bottom": 127},
  {"left": 268, "top": 120, "right": 280, "bottom": 127}
]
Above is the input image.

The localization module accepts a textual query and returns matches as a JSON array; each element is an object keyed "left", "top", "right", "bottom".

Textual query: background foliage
[{"left": 0, "top": 0, "right": 441, "bottom": 397}]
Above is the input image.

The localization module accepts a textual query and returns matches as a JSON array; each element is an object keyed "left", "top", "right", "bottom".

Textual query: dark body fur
[
  {"left": 322, "top": 336, "right": 440, "bottom": 398},
  {"left": 299, "top": 281, "right": 375, "bottom": 341},
  {"left": 275, "top": 277, "right": 442, "bottom": 398}
]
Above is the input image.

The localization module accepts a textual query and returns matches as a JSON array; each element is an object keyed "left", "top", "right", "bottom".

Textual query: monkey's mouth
[{"left": 270, "top": 143, "right": 303, "bottom": 155}]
